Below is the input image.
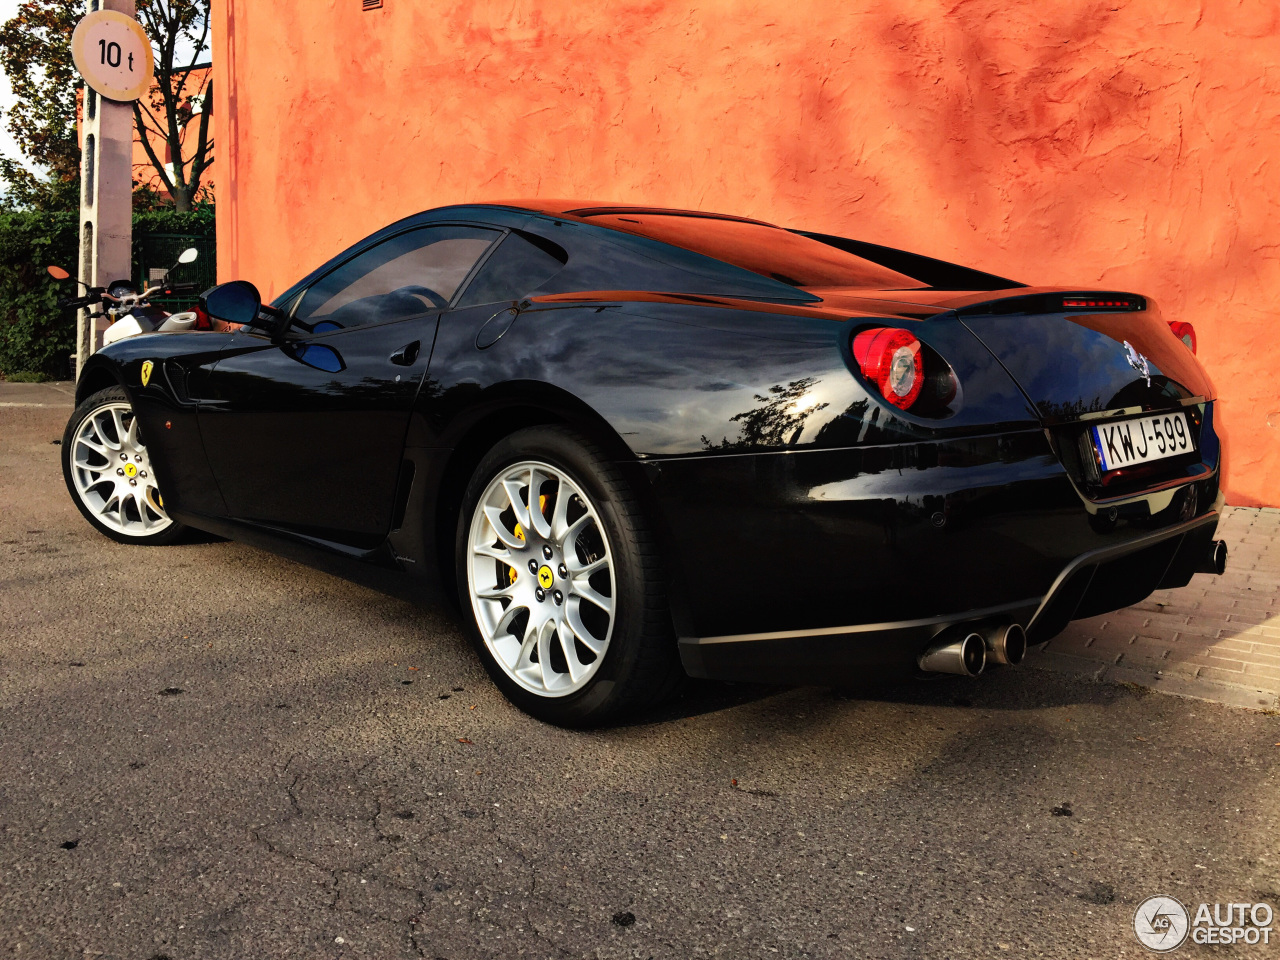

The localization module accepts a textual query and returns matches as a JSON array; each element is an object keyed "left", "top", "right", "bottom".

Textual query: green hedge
[
  {"left": 0, "top": 210, "right": 79, "bottom": 379},
  {"left": 132, "top": 207, "right": 216, "bottom": 236},
  {"left": 0, "top": 208, "right": 215, "bottom": 379}
]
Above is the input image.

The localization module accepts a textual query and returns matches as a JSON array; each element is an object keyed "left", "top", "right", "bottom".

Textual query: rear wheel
[
  {"left": 62, "top": 387, "right": 187, "bottom": 546},
  {"left": 456, "top": 426, "right": 682, "bottom": 726}
]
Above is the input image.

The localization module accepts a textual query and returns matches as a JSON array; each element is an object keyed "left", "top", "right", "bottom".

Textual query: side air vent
[
  {"left": 390, "top": 460, "right": 415, "bottom": 531},
  {"left": 363, "top": 0, "right": 383, "bottom": 8},
  {"left": 163, "top": 361, "right": 191, "bottom": 403}
]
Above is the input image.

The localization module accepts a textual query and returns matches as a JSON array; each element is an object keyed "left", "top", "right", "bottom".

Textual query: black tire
[
  {"left": 62, "top": 386, "right": 188, "bottom": 546},
  {"left": 455, "top": 426, "right": 683, "bottom": 727}
]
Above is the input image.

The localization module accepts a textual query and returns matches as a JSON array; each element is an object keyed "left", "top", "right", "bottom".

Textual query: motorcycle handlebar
[
  {"left": 59, "top": 279, "right": 198, "bottom": 313},
  {"left": 59, "top": 289, "right": 124, "bottom": 310}
]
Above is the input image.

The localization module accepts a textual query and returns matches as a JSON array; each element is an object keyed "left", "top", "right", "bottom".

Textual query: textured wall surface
[{"left": 212, "top": 0, "right": 1280, "bottom": 506}]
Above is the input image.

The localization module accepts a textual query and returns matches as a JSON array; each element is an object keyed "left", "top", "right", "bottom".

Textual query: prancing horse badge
[
  {"left": 140, "top": 360, "right": 154, "bottom": 387},
  {"left": 1122, "top": 341, "right": 1151, "bottom": 387}
]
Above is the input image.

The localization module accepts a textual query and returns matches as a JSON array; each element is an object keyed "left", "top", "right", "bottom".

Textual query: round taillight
[
  {"left": 852, "top": 327, "right": 924, "bottom": 409},
  {"left": 1167, "top": 320, "right": 1196, "bottom": 354}
]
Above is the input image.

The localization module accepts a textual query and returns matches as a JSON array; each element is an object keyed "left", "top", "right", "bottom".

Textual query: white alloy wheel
[
  {"left": 68, "top": 399, "right": 173, "bottom": 537},
  {"left": 466, "top": 459, "right": 616, "bottom": 697}
]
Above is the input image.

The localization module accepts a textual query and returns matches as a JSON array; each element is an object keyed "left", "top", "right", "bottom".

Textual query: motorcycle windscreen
[{"left": 958, "top": 301, "right": 1214, "bottom": 424}]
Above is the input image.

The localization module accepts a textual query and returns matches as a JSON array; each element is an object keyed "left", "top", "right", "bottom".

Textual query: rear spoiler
[
  {"left": 792, "top": 230, "right": 1025, "bottom": 291},
  {"left": 948, "top": 290, "right": 1147, "bottom": 318}
]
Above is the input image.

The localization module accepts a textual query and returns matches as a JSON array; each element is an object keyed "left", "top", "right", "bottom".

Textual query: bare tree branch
[
  {"left": 189, "top": 76, "right": 213, "bottom": 181},
  {"left": 132, "top": 100, "right": 174, "bottom": 194},
  {"left": 128, "top": 0, "right": 212, "bottom": 209}
]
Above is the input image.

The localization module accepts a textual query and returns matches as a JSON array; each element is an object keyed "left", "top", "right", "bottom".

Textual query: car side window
[
  {"left": 293, "top": 225, "right": 500, "bottom": 332},
  {"left": 454, "top": 229, "right": 568, "bottom": 308}
]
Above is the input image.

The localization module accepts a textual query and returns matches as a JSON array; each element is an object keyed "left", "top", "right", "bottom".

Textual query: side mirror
[
  {"left": 201, "top": 280, "right": 263, "bottom": 327},
  {"left": 47, "top": 265, "right": 71, "bottom": 281},
  {"left": 177, "top": 247, "right": 199, "bottom": 265}
]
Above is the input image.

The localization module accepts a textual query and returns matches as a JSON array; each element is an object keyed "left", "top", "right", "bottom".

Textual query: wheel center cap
[
  {"left": 536, "top": 564, "right": 554, "bottom": 589},
  {"left": 124, "top": 462, "right": 138, "bottom": 479}
]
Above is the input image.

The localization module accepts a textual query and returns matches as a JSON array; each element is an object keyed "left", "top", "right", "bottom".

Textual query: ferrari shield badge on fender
[{"left": 140, "top": 360, "right": 154, "bottom": 387}]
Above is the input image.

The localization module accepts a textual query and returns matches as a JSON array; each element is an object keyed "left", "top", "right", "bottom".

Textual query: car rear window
[{"left": 581, "top": 213, "right": 926, "bottom": 290}]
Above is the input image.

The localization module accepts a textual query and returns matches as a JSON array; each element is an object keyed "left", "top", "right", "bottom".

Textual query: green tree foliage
[
  {"left": 0, "top": 0, "right": 82, "bottom": 210},
  {"left": 0, "top": 0, "right": 213, "bottom": 212}
]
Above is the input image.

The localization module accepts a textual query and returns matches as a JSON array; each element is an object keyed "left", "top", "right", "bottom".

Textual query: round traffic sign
[{"left": 71, "top": 10, "right": 153, "bottom": 103}]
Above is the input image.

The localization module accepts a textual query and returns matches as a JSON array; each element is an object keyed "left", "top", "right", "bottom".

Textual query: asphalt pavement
[{"left": 2, "top": 393, "right": 1278, "bottom": 959}]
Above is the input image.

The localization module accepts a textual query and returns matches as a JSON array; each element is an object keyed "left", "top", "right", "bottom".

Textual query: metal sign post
[{"left": 71, "top": 1, "right": 152, "bottom": 378}]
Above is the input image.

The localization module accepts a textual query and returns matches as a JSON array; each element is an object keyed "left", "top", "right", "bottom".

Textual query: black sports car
[{"left": 64, "top": 202, "right": 1228, "bottom": 725}]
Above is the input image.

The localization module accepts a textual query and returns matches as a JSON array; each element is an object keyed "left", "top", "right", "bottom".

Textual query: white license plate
[{"left": 1092, "top": 412, "right": 1195, "bottom": 471}]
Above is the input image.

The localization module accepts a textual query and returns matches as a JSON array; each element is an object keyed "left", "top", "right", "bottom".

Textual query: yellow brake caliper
[{"left": 506, "top": 494, "right": 548, "bottom": 586}]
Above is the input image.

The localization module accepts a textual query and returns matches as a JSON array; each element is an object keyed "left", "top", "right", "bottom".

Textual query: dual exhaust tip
[
  {"left": 918, "top": 622, "right": 1027, "bottom": 677},
  {"left": 918, "top": 540, "right": 1229, "bottom": 678}
]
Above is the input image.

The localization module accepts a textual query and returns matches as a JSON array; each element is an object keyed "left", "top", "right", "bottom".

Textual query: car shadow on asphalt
[
  {"left": 181, "top": 528, "right": 229, "bottom": 544},
  {"left": 626, "top": 657, "right": 1139, "bottom": 729},
  {"left": 139, "top": 530, "right": 1147, "bottom": 730},
  {"left": 631, "top": 678, "right": 786, "bottom": 725},
  {"left": 830, "top": 662, "right": 1138, "bottom": 711}
]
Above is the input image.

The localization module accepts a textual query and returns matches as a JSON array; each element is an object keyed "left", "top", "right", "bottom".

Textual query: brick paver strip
[{"left": 1033, "top": 506, "right": 1280, "bottom": 710}]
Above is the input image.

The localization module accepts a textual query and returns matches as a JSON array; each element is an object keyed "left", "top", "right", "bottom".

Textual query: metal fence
[{"left": 132, "top": 232, "right": 216, "bottom": 309}]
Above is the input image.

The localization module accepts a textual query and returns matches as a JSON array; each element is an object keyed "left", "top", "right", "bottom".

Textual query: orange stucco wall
[{"left": 212, "top": 0, "right": 1280, "bottom": 506}]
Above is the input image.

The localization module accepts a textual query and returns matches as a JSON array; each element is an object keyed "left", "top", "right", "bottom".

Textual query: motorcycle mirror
[
  {"left": 177, "top": 247, "right": 199, "bottom": 265},
  {"left": 201, "top": 280, "right": 263, "bottom": 328},
  {"left": 47, "top": 266, "right": 71, "bottom": 281}
]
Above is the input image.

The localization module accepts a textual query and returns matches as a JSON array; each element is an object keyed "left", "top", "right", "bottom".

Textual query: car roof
[{"left": 482, "top": 200, "right": 777, "bottom": 227}]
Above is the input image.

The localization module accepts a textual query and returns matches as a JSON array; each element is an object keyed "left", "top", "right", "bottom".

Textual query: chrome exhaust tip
[
  {"left": 918, "top": 631, "right": 987, "bottom": 677},
  {"left": 1197, "top": 539, "right": 1227, "bottom": 576},
  {"left": 983, "top": 623, "right": 1027, "bottom": 667}
]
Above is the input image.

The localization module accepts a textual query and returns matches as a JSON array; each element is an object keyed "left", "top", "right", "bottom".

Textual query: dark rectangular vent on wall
[{"left": 363, "top": 0, "right": 383, "bottom": 8}]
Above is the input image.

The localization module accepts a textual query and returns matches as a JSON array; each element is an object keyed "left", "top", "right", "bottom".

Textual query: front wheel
[
  {"left": 62, "top": 387, "right": 187, "bottom": 545},
  {"left": 456, "top": 426, "right": 682, "bottom": 727}
]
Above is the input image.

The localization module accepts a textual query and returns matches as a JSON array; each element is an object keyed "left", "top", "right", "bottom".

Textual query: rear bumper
[
  {"left": 643, "top": 408, "right": 1224, "bottom": 686},
  {"left": 677, "top": 509, "right": 1220, "bottom": 684}
]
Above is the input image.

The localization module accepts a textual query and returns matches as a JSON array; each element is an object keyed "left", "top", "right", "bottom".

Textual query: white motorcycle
[{"left": 49, "top": 247, "right": 205, "bottom": 346}]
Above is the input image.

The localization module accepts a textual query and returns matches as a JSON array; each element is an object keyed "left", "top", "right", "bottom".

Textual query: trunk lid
[
  {"left": 825, "top": 286, "right": 1219, "bottom": 499},
  {"left": 951, "top": 289, "right": 1213, "bottom": 421},
  {"left": 829, "top": 286, "right": 1214, "bottom": 420}
]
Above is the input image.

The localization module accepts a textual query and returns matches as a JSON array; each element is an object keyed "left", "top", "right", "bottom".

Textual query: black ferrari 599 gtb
[{"left": 63, "top": 202, "right": 1227, "bottom": 725}]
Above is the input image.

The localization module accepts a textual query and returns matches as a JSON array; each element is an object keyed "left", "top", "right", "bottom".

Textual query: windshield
[{"left": 581, "top": 212, "right": 927, "bottom": 290}]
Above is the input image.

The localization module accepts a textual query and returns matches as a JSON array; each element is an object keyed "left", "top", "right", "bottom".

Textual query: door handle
[{"left": 389, "top": 340, "right": 420, "bottom": 366}]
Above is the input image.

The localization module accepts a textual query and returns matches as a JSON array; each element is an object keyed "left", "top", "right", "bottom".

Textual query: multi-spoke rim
[
  {"left": 70, "top": 400, "right": 173, "bottom": 537},
  {"left": 466, "top": 459, "right": 616, "bottom": 698}
]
